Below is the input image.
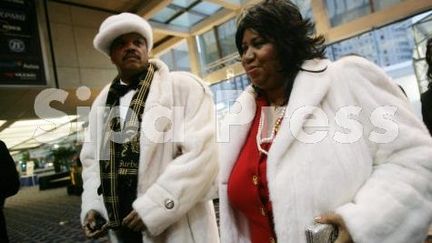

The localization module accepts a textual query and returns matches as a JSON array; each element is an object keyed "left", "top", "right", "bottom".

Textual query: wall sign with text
[{"left": 0, "top": 0, "right": 46, "bottom": 85}]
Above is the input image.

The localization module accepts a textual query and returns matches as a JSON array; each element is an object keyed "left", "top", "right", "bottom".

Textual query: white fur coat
[
  {"left": 80, "top": 59, "right": 219, "bottom": 243},
  {"left": 219, "top": 56, "right": 432, "bottom": 243}
]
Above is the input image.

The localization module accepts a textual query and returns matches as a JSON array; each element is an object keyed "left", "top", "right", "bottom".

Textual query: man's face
[{"left": 109, "top": 32, "right": 149, "bottom": 77}]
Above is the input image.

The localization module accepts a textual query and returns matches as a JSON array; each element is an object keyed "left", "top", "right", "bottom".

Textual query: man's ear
[{"left": 109, "top": 52, "right": 115, "bottom": 64}]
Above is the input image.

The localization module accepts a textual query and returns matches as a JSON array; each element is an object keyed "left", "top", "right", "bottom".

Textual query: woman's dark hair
[{"left": 235, "top": 0, "right": 326, "bottom": 102}]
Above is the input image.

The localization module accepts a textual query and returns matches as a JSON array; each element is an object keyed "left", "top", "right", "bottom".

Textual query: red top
[{"left": 227, "top": 97, "right": 277, "bottom": 243}]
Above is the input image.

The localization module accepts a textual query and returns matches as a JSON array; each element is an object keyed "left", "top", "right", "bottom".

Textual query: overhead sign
[{"left": 0, "top": 0, "right": 46, "bottom": 85}]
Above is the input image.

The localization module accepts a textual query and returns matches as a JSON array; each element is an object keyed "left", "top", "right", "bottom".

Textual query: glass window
[
  {"left": 241, "top": 74, "right": 250, "bottom": 88},
  {"left": 292, "top": 0, "right": 314, "bottom": 23},
  {"left": 159, "top": 41, "right": 191, "bottom": 72},
  {"left": 160, "top": 52, "right": 174, "bottom": 69},
  {"left": 412, "top": 11, "right": 432, "bottom": 93},
  {"left": 198, "top": 30, "right": 220, "bottom": 66},
  {"left": 324, "top": 0, "right": 371, "bottom": 27},
  {"left": 191, "top": 2, "right": 222, "bottom": 16},
  {"left": 326, "top": 13, "right": 432, "bottom": 117},
  {"left": 210, "top": 73, "right": 250, "bottom": 128},
  {"left": 373, "top": 0, "right": 404, "bottom": 11},
  {"left": 374, "top": 20, "right": 413, "bottom": 66},
  {"left": 172, "top": 42, "right": 191, "bottom": 72},
  {"left": 170, "top": 12, "right": 205, "bottom": 27},
  {"left": 197, "top": 18, "right": 240, "bottom": 75},
  {"left": 216, "top": 18, "right": 237, "bottom": 57},
  {"left": 171, "top": 0, "right": 195, "bottom": 8},
  {"left": 325, "top": 45, "right": 334, "bottom": 60},
  {"left": 328, "top": 18, "right": 413, "bottom": 67},
  {"left": 150, "top": 6, "right": 179, "bottom": 23},
  {"left": 329, "top": 31, "right": 380, "bottom": 64},
  {"left": 412, "top": 12, "right": 432, "bottom": 61}
]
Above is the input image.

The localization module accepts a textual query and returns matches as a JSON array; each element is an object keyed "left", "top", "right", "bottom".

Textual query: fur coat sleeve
[
  {"left": 333, "top": 56, "right": 432, "bottom": 243},
  {"left": 80, "top": 85, "right": 110, "bottom": 223},
  {"left": 131, "top": 71, "right": 219, "bottom": 236}
]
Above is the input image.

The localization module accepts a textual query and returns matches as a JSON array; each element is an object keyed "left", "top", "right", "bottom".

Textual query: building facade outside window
[
  {"left": 217, "top": 18, "right": 237, "bottom": 58},
  {"left": 412, "top": 12, "right": 432, "bottom": 93},
  {"left": 325, "top": 0, "right": 371, "bottom": 26},
  {"left": 196, "top": 1, "right": 315, "bottom": 76},
  {"left": 373, "top": 0, "right": 404, "bottom": 11},
  {"left": 324, "top": 0, "right": 407, "bottom": 27},
  {"left": 159, "top": 41, "right": 191, "bottom": 72},
  {"left": 198, "top": 29, "right": 220, "bottom": 73},
  {"left": 210, "top": 73, "right": 250, "bottom": 131},
  {"left": 327, "top": 18, "right": 413, "bottom": 67},
  {"left": 292, "top": 0, "right": 314, "bottom": 23},
  {"left": 193, "top": 1, "right": 429, "bottom": 120},
  {"left": 197, "top": 18, "right": 238, "bottom": 75},
  {"left": 326, "top": 11, "right": 432, "bottom": 117}
]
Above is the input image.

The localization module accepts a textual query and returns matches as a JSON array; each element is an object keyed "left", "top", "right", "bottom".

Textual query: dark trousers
[
  {"left": 113, "top": 226, "right": 142, "bottom": 243},
  {"left": 0, "top": 209, "right": 9, "bottom": 243}
]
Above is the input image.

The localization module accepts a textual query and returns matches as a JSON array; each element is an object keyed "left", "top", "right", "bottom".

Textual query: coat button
[
  {"left": 260, "top": 207, "right": 266, "bottom": 216},
  {"left": 164, "top": 199, "right": 174, "bottom": 209},
  {"left": 252, "top": 175, "right": 258, "bottom": 185}
]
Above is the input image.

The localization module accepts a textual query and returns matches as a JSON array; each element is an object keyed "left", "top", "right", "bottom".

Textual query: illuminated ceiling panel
[
  {"left": 150, "top": 1, "right": 223, "bottom": 28},
  {"left": 151, "top": 6, "right": 180, "bottom": 23},
  {"left": 172, "top": 0, "right": 196, "bottom": 8},
  {"left": 170, "top": 12, "right": 205, "bottom": 27},
  {"left": 191, "top": 2, "right": 221, "bottom": 15},
  {"left": 0, "top": 115, "right": 80, "bottom": 150}
]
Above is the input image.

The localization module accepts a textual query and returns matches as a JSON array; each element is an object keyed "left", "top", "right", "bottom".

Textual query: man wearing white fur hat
[{"left": 80, "top": 12, "right": 219, "bottom": 243}]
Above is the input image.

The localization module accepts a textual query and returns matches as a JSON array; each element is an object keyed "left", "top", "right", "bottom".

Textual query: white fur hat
[{"left": 93, "top": 12, "right": 153, "bottom": 57}]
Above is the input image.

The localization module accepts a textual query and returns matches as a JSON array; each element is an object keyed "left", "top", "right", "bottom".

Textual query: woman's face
[{"left": 241, "top": 28, "right": 285, "bottom": 93}]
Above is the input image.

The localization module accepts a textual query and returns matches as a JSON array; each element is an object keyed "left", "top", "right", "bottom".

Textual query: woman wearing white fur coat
[{"left": 219, "top": 1, "right": 432, "bottom": 243}]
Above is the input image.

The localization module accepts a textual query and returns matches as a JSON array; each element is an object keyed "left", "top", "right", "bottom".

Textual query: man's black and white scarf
[{"left": 99, "top": 64, "right": 155, "bottom": 228}]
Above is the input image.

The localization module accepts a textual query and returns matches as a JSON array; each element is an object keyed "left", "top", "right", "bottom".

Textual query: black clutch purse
[{"left": 305, "top": 223, "right": 338, "bottom": 243}]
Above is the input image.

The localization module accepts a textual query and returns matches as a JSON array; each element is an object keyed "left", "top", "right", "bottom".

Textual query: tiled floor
[
  {"left": 6, "top": 186, "right": 429, "bottom": 242},
  {"left": 4, "top": 186, "right": 108, "bottom": 243},
  {"left": 4, "top": 186, "right": 221, "bottom": 243}
]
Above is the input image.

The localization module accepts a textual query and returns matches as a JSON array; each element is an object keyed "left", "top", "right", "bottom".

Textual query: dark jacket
[
  {"left": 0, "top": 141, "right": 19, "bottom": 205},
  {"left": 421, "top": 88, "right": 432, "bottom": 135},
  {"left": 0, "top": 140, "right": 20, "bottom": 242}
]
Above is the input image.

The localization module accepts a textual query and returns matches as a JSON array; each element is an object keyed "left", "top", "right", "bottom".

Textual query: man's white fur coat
[{"left": 81, "top": 59, "right": 219, "bottom": 243}]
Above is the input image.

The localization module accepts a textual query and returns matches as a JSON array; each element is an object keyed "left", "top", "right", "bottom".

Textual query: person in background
[
  {"left": 218, "top": 1, "right": 432, "bottom": 242},
  {"left": 0, "top": 140, "right": 20, "bottom": 243},
  {"left": 421, "top": 38, "right": 432, "bottom": 135},
  {"left": 80, "top": 13, "right": 219, "bottom": 242},
  {"left": 421, "top": 38, "right": 432, "bottom": 243}
]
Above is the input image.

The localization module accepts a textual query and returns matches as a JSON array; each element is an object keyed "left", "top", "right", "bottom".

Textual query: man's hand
[
  {"left": 82, "top": 209, "right": 108, "bottom": 239},
  {"left": 315, "top": 213, "right": 353, "bottom": 243},
  {"left": 122, "top": 210, "right": 146, "bottom": 232}
]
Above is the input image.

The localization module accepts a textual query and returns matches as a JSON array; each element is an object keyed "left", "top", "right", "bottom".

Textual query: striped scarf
[{"left": 99, "top": 64, "right": 155, "bottom": 228}]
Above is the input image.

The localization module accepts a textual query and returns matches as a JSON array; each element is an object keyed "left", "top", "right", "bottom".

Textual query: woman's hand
[{"left": 315, "top": 213, "right": 353, "bottom": 243}]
